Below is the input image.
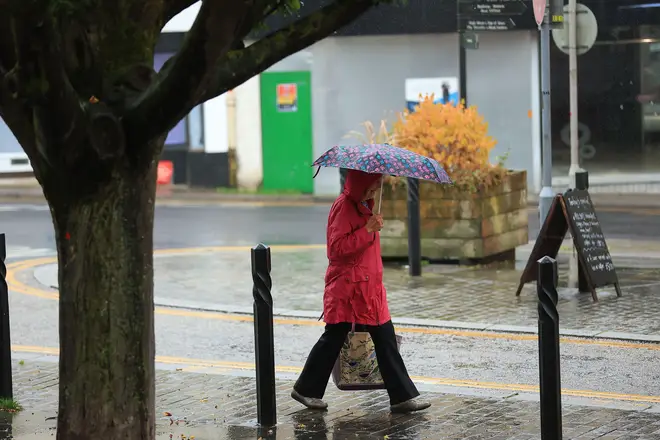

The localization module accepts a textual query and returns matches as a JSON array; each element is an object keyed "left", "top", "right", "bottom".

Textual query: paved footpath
[
  {"left": 20, "top": 239, "right": 660, "bottom": 339},
  {"left": 5, "top": 356, "right": 660, "bottom": 440}
]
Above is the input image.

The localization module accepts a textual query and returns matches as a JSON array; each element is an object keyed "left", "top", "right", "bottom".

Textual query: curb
[
  {"left": 0, "top": 190, "right": 337, "bottom": 206},
  {"left": 153, "top": 297, "right": 660, "bottom": 344},
  {"left": 1, "top": 186, "right": 660, "bottom": 209}
]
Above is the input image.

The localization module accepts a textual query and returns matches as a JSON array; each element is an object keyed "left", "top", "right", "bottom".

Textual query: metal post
[
  {"left": 538, "top": 10, "right": 554, "bottom": 226},
  {"left": 537, "top": 256, "right": 562, "bottom": 440},
  {"left": 0, "top": 234, "right": 11, "bottom": 399},
  {"left": 574, "top": 171, "right": 590, "bottom": 293},
  {"left": 459, "top": 34, "right": 468, "bottom": 106},
  {"left": 407, "top": 178, "right": 422, "bottom": 276},
  {"left": 567, "top": 0, "right": 581, "bottom": 185},
  {"left": 574, "top": 170, "right": 588, "bottom": 191},
  {"left": 251, "top": 243, "right": 276, "bottom": 427}
]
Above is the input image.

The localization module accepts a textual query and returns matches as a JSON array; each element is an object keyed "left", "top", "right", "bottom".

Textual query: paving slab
[
  {"left": 6, "top": 358, "right": 660, "bottom": 440},
  {"left": 24, "top": 248, "right": 660, "bottom": 337}
]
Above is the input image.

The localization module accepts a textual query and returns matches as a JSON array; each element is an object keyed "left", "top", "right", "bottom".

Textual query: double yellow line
[
  {"left": 8, "top": 246, "right": 660, "bottom": 406},
  {"left": 11, "top": 344, "right": 660, "bottom": 404}
]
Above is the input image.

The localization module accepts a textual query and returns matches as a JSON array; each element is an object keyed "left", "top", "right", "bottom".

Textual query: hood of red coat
[{"left": 343, "top": 170, "right": 382, "bottom": 207}]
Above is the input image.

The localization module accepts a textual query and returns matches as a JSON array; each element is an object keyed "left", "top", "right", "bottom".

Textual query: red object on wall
[
  {"left": 533, "top": 0, "right": 547, "bottom": 26},
  {"left": 157, "top": 161, "right": 174, "bottom": 185}
]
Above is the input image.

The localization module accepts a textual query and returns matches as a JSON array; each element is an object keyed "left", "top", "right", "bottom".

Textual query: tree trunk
[{"left": 51, "top": 159, "right": 157, "bottom": 440}]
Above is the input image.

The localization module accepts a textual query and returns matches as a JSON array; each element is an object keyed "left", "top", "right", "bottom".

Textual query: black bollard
[
  {"left": 251, "top": 244, "right": 276, "bottom": 427},
  {"left": 537, "top": 256, "right": 562, "bottom": 440},
  {"left": 0, "top": 234, "right": 11, "bottom": 399},
  {"left": 407, "top": 178, "right": 422, "bottom": 276}
]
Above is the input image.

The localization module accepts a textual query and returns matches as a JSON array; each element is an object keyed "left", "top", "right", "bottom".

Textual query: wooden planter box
[{"left": 379, "top": 170, "right": 528, "bottom": 261}]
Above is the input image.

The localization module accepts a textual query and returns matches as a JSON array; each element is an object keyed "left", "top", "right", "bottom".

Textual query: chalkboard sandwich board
[{"left": 515, "top": 190, "right": 622, "bottom": 302}]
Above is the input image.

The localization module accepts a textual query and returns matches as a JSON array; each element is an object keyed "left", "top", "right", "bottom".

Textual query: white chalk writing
[{"left": 566, "top": 192, "right": 615, "bottom": 275}]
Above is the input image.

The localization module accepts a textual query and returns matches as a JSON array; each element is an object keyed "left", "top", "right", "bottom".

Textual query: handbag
[{"left": 331, "top": 323, "right": 403, "bottom": 391}]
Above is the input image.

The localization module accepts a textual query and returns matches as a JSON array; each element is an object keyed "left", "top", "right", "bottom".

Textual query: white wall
[
  {"left": 307, "top": 33, "right": 540, "bottom": 196},
  {"left": 466, "top": 31, "right": 541, "bottom": 192},
  {"left": 309, "top": 34, "right": 463, "bottom": 196},
  {"left": 203, "top": 95, "right": 229, "bottom": 153},
  {"left": 235, "top": 76, "right": 263, "bottom": 189}
]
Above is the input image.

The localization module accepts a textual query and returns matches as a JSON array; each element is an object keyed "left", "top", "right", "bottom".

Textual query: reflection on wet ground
[
  {"left": 148, "top": 249, "right": 660, "bottom": 334},
  {"left": 7, "top": 366, "right": 660, "bottom": 440}
]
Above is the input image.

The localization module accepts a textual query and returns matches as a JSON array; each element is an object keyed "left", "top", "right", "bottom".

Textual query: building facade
[
  {"left": 0, "top": 0, "right": 657, "bottom": 194},
  {"left": 239, "top": 0, "right": 660, "bottom": 195}
]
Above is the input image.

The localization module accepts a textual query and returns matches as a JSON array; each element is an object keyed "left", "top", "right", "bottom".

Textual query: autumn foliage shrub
[
  {"left": 394, "top": 95, "right": 506, "bottom": 191},
  {"left": 347, "top": 95, "right": 507, "bottom": 192}
]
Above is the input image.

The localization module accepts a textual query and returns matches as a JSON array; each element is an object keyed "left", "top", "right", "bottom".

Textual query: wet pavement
[
  {"left": 4, "top": 203, "right": 660, "bottom": 438},
  {"left": 4, "top": 358, "right": 660, "bottom": 440},
  {"left": 26, "top": 246, "right": 660, "bottom": 336},
  {"left": 8, "top": 284, "right": 660, "bottom": 402}
]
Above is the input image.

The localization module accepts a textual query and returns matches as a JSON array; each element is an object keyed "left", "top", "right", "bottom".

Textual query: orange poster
[{"left": 276, "top": 83, "right": 298, "bottom": 112}]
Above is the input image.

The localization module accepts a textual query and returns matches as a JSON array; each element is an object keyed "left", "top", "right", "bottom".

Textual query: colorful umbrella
[
  {"left": 312, "top": 143, "right": 452, "bottom": 213},
  {"left": 312, "top": 144, "right": 451, "bottom": 184}
]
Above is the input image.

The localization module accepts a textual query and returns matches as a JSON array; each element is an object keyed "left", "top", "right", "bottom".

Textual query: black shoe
[
  {"left": 291, "top": 389, "right": 328, "bottom": 410},
  {"left": 390, "top": 398, "right": 431, "bottom": 413}
]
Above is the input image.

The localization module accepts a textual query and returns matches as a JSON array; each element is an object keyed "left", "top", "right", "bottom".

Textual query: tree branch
[
  {"left": 201, "top": 0, "right": 378, "bottom": 103},
  {"left": 125, "top": 0, "right": 252, "bottom": 147},
  {"left": 7, "top": 6, "right": 87, "bottom": 164}
]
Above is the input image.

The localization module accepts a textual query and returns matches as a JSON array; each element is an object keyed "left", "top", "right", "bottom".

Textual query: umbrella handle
[{"left": 377, "top": 179, "right": 383, "bottom": 215}]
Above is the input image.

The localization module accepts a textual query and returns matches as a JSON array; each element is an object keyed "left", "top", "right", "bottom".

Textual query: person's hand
[{"left": 365, "top": 214, "right": 384, "bottom": 233}]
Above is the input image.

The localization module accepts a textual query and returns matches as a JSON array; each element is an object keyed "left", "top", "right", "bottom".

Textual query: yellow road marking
[
  {"left": 11, "top": 344, "right": 660, "bottom": 404},
  {"left": 7, "top": 248, "right": 660, "bottom": 351}
]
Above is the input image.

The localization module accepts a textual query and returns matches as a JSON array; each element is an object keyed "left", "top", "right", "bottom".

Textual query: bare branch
[
  {"left": 124, "top": 0, "right": 252, "bottom": 146},
  {"left": 202, "top": 0, "right": 377, "bottom": 103},
  {"left": 7, "top": 6, "right": 87, "bottom": 164}
]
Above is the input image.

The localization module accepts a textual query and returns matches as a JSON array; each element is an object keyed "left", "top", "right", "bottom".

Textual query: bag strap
[{"left": 351, "top": 322, "right": 356, "bottom": 333}]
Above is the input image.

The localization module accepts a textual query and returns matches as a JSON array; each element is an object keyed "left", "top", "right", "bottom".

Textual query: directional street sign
[
  {"left": 458, "top": 0, "right": 537, "bottom": 31},
  {"left": 458, "top": 0, "right": 527, "bottom": 15},
  {"left": 460, "top": 18, "right": 518, "bottom": 31}
]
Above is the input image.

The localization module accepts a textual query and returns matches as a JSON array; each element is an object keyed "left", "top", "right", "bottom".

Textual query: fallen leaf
[{"left": 164, "top": 412, "right": 172, "bottom": 417}]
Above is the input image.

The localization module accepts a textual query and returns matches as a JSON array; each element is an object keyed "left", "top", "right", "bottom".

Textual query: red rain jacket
[{"left": 322, "top": 170, "right": 391, "bottom": 326}]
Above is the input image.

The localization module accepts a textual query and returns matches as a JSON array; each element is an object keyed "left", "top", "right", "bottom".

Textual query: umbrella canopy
[{"left": 312, "top": 144, "right": 452, "bottom": 184}]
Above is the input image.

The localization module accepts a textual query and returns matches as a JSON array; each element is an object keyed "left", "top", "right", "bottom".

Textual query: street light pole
[
  {"left": 538, "top": 9, "right": 554, "bottom": 225},
  {"left": 567, "top": 0, "right": 582, "bottom": 288},
  {"left": 567, "top": 0, "right": 581, "bottom": 186}
]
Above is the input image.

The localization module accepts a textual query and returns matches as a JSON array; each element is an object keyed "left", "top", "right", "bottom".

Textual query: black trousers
[{"left": 294, "top": 320, "right": 419, "bottom": 405}]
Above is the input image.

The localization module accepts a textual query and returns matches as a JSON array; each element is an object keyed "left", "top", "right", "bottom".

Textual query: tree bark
[{"left": 51, "top": 153, "right": 157, "bottom": 440}]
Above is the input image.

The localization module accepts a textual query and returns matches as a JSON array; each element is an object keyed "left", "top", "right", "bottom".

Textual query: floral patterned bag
[{"left": 331, "top": 324, "right": 402, "bottom": 391}]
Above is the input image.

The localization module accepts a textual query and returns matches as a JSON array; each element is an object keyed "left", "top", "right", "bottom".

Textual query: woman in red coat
[{"left": 291, "top": 169, "right": 431, "bottom": 413}]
